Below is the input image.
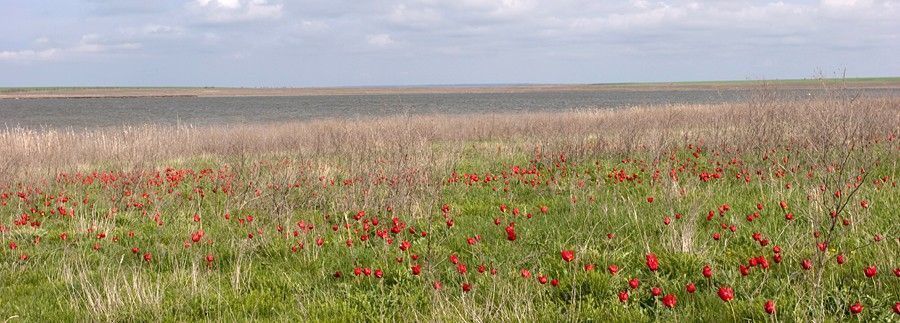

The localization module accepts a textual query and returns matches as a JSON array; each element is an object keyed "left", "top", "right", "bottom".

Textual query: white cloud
[
  {"left": 0, "top": 49, "right": 59, "bottom": 61},
  {"left": 192, "top": 0, "right": 283, "bottom": 23},
  {"left": 820, "top": 0, "right": 874, "bottom": 9},
  {"left": 0, "top": 34, "right": 140, "bottom": 62},
  {"left": 389, "top": 4, "right": 443, "bottom": 29},
  {"left": 367, "top": 34, "right": 395, "bottom": 46}
]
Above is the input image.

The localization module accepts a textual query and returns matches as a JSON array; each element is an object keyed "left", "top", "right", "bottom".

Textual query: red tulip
[
  {"left": 801, "top": 259, "right": 812, "bottom": 270},
  {"left": 143, "top": 252, "right": 152, "bottom": 262},
  {"left": 651, "top": 287, "right": 661, "bottom": 297},
  {"left": 765, "top": 300, "right": 776, "bottom": 314},
  {"left": 462, "top": 283, "right": 472, "bottom": 292},
  {"left": 864, "top": 265, "right": 877, "bottom": 278},
  {"left": 702, "top": 265, "right": 712, "bottom": 278},
  {"left": 849, "top": 302, "right": 863, "bottom": 314},
  {"left": 608, "top": 265, "right": 619, "bottom": 275},
  {"left": 411, "top": 264, "right": 421, "bottom": 275},
  {"left": 618, "top": 290, "right": 629, "bottom": 303},
  {"left": 645, "top": 253, "right": 659, "bottom": 271},
  {"left": 662, "top": 294, "right": 676, "bottom": 308},
  {"left": 521, "top": 268, "right": 531, "bottom": 278},
  {"left": 505, "top": 224, "right": 516, "bottom": 241},
  {"left": 686, "top": 282, "right": 696, "bottom": 293},
  {"left": 561, "top": 250, "right": 575, "bottom": 263},
  {"left": 717, "top": 286, "right": 734, "bottom": 302},
  {"left": 893, "top": 302, "right": 899, "bottom": 315},
  {"left": 628, "top": 278, "right": 639, "bottom": 289},
  {"left": 191, "top": 230, "right": 204, "bottom": 243}
]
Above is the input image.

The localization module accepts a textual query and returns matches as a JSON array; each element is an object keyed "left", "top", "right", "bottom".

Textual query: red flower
[
  {"left": 645, "top": 253, "right": 659, "bottom": 271},
  {"left": 662, "top": 294, "right": 676, "bottom": 308},
  {"left": 864, "top": 265, "right": 877, "bottom": 278},
  {"left": 521, "top": 268, "right": 531, "bottom": 278},
  {"left": 628, "top": 278, "right": 639, "bottom": 289},
  {"left": 411, "top": 264, "right": 422, "bottom": 275},
  {"left": 607, "top": 264, "right": 619, "bottom": 275},
  {"left": 765, "top": 300, "right": 776, "bottom": 314},
  {"left": 717, "top": 286, "right": 734, "bottom": 302},
  {"left": 561, "top": 250, "right": 575, "bottom": 263},
  {"left": 702, "top": 265, "right": 712, "bottom": 278},
  {"left": 651, "top": 287, "right": 662, "bottom": 297},
  {"left": 462, "top": 283, "right": 472, "bottom": 292},
  {"left": 143, "top": 252, "right": 152, "bottom": 263},
  {"left": 685, "top": 282, "right": 696, "bottom": 293},
  {"left": 801, "top": 259, "right": 812, "bottom": 270},
  {"left": 505, "top": 224, "right": 516, "bottom": 241},
  {"left": 849, "top": 302, "right": 863, "bottom": 315},
  {"left": 191, "top": 230, "right": 204, "bottom": 243},
  {"left": 618, "top": 290, "right": 629, "bottom": 303}
]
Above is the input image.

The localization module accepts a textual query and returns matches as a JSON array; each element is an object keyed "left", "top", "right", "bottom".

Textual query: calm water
[{"left": 1, "top": 88, "right": 896, "bottom": 129}]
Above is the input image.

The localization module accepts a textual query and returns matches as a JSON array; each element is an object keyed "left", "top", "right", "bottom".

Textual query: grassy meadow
[{"left": 0, "top": 90, "right": 898, "bottom": 321}]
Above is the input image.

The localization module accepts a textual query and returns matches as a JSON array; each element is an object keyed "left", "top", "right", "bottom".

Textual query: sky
[{"left": 0, "top": 0, "right": 898, "bottom": 87}]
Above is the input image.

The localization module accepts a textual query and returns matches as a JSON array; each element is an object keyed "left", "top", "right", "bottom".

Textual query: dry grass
[{"left": 1, "top": 95, "right": 897, "bottom": 183}]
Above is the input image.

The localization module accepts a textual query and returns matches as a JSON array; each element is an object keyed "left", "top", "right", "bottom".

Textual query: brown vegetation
[{"left": 2, "top": 94, "right": 897, "bottom": 183}]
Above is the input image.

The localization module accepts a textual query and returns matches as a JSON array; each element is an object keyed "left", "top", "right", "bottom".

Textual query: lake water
[{"left": 1, "top": 88, "right": 896, "bottom": 129}]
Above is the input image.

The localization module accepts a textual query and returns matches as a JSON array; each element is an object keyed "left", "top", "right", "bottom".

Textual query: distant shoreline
[{"left": 2, "top": 77, "right": 899, "bottom": 99}]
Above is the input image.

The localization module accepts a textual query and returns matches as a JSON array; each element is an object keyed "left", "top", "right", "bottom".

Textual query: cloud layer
[{"left": 1, "top": 0, "right": 897, "bottom": 86}]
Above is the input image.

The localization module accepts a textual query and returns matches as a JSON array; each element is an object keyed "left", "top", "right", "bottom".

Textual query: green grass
[{"left": 0, "top": 141, "right": 897, "bottom": 322}]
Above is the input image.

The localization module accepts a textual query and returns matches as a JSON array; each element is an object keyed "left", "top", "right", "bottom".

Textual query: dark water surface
[{"left": 1, "top": 88, "right": 896, "bottom": 129}]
